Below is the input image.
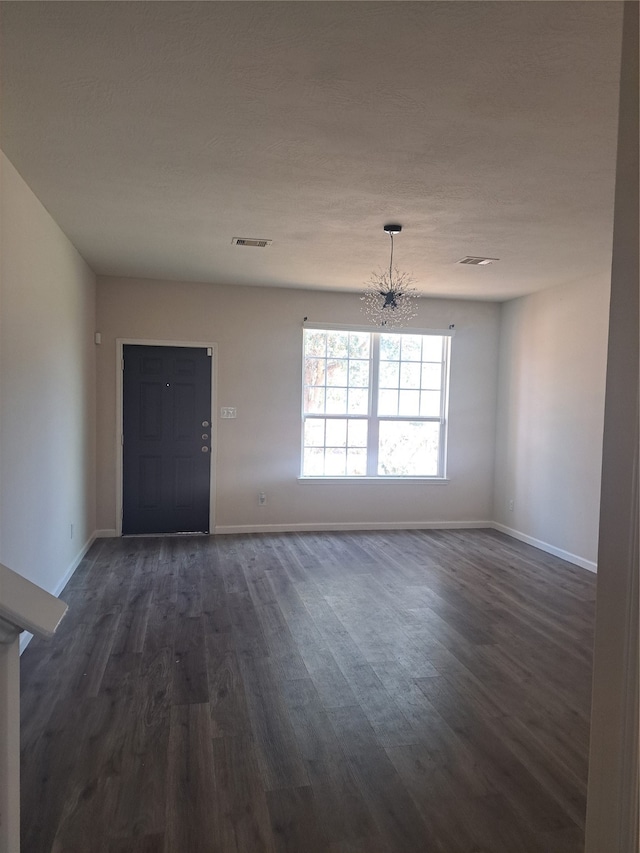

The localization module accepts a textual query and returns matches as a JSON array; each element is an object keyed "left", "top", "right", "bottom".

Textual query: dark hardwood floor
[{"left": 19, "top": 529, "right": 596, "bottom": 853}]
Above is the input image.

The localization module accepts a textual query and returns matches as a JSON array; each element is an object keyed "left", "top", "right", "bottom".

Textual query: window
[{"left": 302, "top": 326, "right": 451, "bottom": 478}]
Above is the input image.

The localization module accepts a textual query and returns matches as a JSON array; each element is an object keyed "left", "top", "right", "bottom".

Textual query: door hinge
[
  {"left": 207, "top": 348, "right": 212, "bottom": 357},
  {"left": 121, "top": 434, "right": 124, "bottom": 446},
  {"left": 121, "top": 358, "right": 125, "bottom": 371}
]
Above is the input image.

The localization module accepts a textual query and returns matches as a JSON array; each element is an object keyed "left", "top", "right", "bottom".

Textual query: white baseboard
[
  {"left": 214, "top": 520, "right": 493, "bottom": 535},
  {"left": 19, "top": 520, "right": 590, "bottom": 659},
  {"left": 16, "top": 520, "right": 594, "bottom": 656},
  {"left": 491, "top": 522, "right": 597, "bottom": 573},
  {"left": 51, "top": 533, "right": 97, "bottom": 597},
  {"left": 19, "top": 632, "right": 34, "bottom": 654},
  {"left": 98, "top": 518, "right": 596, "bottom": 576},
  {"left": 19, "top": 530, "right": 99, "bottom": 655}
]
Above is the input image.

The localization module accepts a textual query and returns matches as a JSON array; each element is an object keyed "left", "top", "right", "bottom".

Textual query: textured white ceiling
[{"left": 0, "top": 1, "right": 623, "bottom": 300}]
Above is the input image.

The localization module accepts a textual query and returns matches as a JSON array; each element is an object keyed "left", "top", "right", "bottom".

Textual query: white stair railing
[{"left": 0, "top": 564, "right": 68, "bottom": 853}]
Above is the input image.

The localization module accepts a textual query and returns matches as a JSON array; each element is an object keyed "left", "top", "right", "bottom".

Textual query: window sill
[{"left": 297, "top": 477, "right": 450, "bottom": 485}]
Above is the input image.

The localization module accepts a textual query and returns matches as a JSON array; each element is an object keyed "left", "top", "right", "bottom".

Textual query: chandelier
[{"left": 361, "top": 224, "right": 419, "bottom": 327}]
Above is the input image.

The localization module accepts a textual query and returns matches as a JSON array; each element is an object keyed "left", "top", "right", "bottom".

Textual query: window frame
[{"left": 300, "top": 322, "right": 453, "bottom": 481}]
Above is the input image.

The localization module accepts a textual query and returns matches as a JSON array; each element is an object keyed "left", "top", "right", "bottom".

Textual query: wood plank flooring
[{"left": 19, "top": 529, "right": 596, "bottom": 853}]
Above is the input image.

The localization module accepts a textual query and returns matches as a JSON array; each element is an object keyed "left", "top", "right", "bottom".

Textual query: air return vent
[
  {"left": 456, "top": 256, "right": 499, "bottom": 265},
  {"left": 232, "top": 237, "right": 272, "bottom": 248}
]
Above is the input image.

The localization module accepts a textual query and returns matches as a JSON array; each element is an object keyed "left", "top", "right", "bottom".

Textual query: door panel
[{"left": 123, "top": 345, "right": 212, "bottom": 534}]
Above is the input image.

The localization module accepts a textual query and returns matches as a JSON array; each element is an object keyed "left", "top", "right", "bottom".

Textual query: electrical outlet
[
  {"left": 258, "top": 491, "right": 267, "bottom": 506},
  {"left": 508, "top": 499, "right": 514, "bottom": 512}
]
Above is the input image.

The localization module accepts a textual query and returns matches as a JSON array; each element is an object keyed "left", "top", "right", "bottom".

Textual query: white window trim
[
  {"left": 297, "top": 477, "right": 451, "bottom": 484},
  {"left": 303, "top": 320, "right": 456, "bottom": 337},
  {"left": 300, "top": 324, "right": 453, "bottom": 481}
]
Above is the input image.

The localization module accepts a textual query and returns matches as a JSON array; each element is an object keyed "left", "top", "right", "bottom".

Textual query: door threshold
[{"left": 122, "top": 531, "right": 210, "bottom": 538}]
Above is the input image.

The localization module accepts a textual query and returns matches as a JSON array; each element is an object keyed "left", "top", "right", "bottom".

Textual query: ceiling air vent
[
  {"left": 456, "top": 256, "right": 499, "bottom": 265},
  {"left": 232, "top": 237, "right": 272, "bottom": 248}
]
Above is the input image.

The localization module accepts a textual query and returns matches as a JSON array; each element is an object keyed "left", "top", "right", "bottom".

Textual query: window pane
[
  {"left": 400, "top": 362, "right": 421, "bottom": 389},
  {"left": 378, "top": 389, "right": 398, "bottom": 416},
  {"left": 420, "top": 390, "right": 441, "bottom": 417},
  {"left": 305, "top": 358, "right": 326, "bottom": 387},
  {"left": 399, "top": 389, "right": 420, "bottom": 416},
  {"left": 378, "top": 421, "right": 440, "bottom": 476},
  {"left": 422, "top": 336, "right": 443, "bottom": 361},
  {"left": 380, "top": 334, "right": 401, "bottom": 361},
  {"left": 326, "top": 388, "right": 347, "bottom": 414},
  {"left": 326, "top": 332, "right": 349, "bottom": 358},
  {"left": 349, "top": 360, "right": 369, "bottom": 387},
  {"left": 347, "top": 449, "right": 367, "bottom": 476},
  {"left": 305, "top": 331, "right": 327, "bottom": 357},
  {"left": 304, "top": 419, "right": 325, "bottom": 447},
  {"left": 347, "top": 419, "right": 368, "bottom": 447},
  {"left": 421, "top": 363, "right": 442, "bottom": 389},
  {"left": 326, "top": 359, "right": 348, "bottom": 386},
  {"left": 325, "top": 419, "right": 347, "bottom": 448},
  {"left": 304, "top": 386, "right": 325, "bottom": 414},
  {"left": 348, "top": 388, "right": 369, "bottom": 415},
  {"left": 379, "top": 361, "right": 399, "bottom": 388},
  {"left": 401, "top": 335, "right": 422, "bottom": 361},
  {"left": 304, "top": 447, "right": 325, "bottom": 476},
  {"left": 349, "top": 333, "right": 370, "bottom": 358},
  {"left": 325, "top": 448, "right": 347, "bottom": 476}
]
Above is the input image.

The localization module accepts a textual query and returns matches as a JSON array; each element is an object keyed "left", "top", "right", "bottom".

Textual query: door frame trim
[{"left": 115, "top": 338, "right": 218, "bottom": 537}]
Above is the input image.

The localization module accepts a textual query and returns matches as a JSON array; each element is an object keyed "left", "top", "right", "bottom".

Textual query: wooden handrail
[
  {"left": 0, "top": 563, "right": 68, "bottom": 853},
  {"left": 0, "top": 564, "right": 68, "bottom": 639}
]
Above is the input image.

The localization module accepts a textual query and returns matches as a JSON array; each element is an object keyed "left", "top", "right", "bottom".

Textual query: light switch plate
[{"left": 221, "top": 407, "right": 237, "bottom": 419}]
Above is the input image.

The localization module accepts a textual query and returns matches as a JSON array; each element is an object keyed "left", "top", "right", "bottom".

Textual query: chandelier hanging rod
[{"left": 384, "top": 224, "right": 402, "bottom": 283}]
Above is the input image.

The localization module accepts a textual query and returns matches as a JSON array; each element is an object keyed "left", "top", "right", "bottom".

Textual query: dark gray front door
[{"left": 122, "top": 345, "right": 212, "bottom": 535}]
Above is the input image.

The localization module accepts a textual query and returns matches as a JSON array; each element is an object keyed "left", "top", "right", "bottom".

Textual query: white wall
[
  {"left": 493, "top": 272, "right": 611, "bottom": 568},
  {"left": 0, "top": 146, "right": 607, "bottom": 571},
  {"left": 586, "top": 0, "right": 639, "bottom": 847},
  {"left": 96, "top": 277, "right": 500, "bottom": 533},
  {"left": 0, "top": 152, "right": 97, "bottom": 595}
]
